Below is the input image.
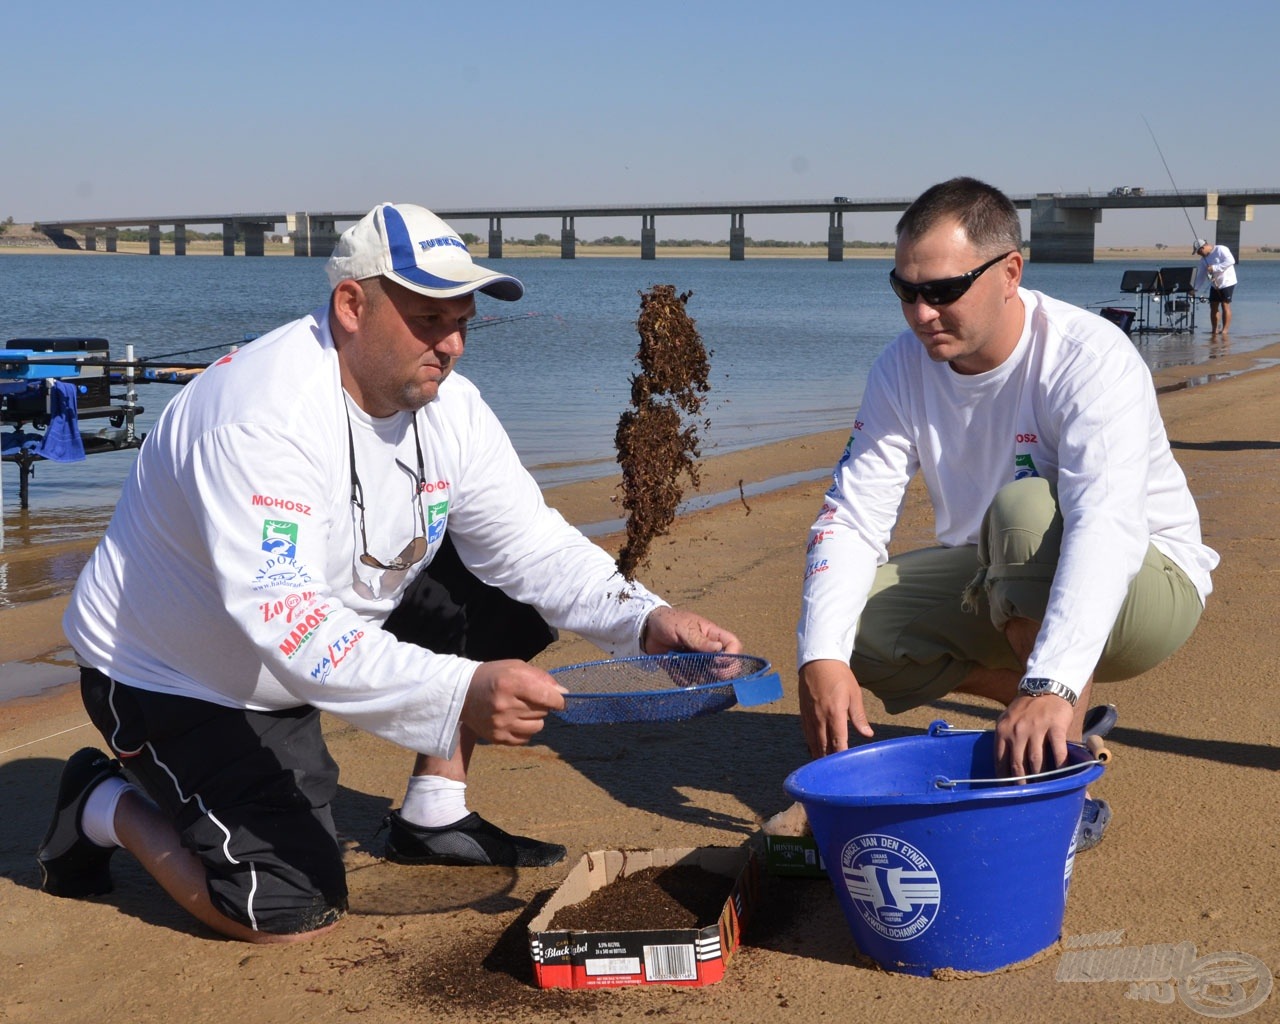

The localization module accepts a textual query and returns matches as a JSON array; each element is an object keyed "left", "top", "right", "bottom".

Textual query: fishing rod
[
  {"left": 80, "top": 314, "right": 542, "bottom": 373},
  {"left": 142, "top": 334, "right": 261, "bottom": 362},
  {"left": 145, "top": 315, "right": 538, "bottom": 361},
  {"left": 1141, "top": 115, "right": 1201, "bottom": 243},
  {"left": 469, "top": 312, "right": 541, "bottom": 331}
]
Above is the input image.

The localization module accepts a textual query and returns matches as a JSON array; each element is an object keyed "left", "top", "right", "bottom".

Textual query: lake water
[{"left": 4, "top": 253, "right": 1279, "bottom": 540}]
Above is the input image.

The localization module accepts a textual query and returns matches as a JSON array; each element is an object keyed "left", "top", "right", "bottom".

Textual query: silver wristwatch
[{"left": 1018, "top": 677, "right": 1079, "bottom": 706}]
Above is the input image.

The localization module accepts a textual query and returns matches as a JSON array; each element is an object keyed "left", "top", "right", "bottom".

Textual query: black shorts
[
  {"left": 1209, "top": 285, "right": 1235, "bottom": 303},
  {"left": 81, "top": 668, "right": 348, "bottom": 935}
]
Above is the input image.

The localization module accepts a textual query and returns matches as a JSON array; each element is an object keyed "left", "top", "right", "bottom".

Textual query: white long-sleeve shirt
[
  {"left": 797, "top": 288, "right": 1218, "bottom": 698},
  {"left": 64, "top": 307, "right": 663, "bottom": 757},
  {"left": 1194, "top": 245, "right": 1237, "bottom": 291}
]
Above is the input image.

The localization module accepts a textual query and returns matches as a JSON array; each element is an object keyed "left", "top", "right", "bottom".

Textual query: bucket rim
[{"left": 783, "top": 723, "right": 1104, "bottom": 808}]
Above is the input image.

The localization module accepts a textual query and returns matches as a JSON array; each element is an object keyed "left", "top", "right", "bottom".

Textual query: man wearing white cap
[
  {"left": 40, "top": 203, "right": 741, "bottom": 943},
  {"left": 1192, "top": 238, "right": 1237, "bottom": 334}
]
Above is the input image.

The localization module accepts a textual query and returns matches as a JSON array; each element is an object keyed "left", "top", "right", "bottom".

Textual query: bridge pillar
[
  {"left": 148, "top": 223, "right": 162, "bottom": 256},
  {"left": 488, "top": 217, "right": 503, "bottom": 259},
  {"left": 561, "top": 216, "right": 576, "bottom": 259},
  {"left": 828, "top": 211, "right": 844, "bottom": 262},
  {"left": 105, "top": 227, "right": 118, "bottom": 253},
  {"left": 306, "top": 217, "right": 338, "bottom": 257},
  {"left": 289, "top": 214, "right": 307, "bottom": 256},
  {"left": 84, "top": 227, "right": 97, "bottom": 252},
  {"left": 1029, "top": 196, "right": 1099, "bottom": 263},
  {"left": 729, "top": 213, "right": 745, "bottom": 261},
  {"left": 223, "top": 222, "right": 236, "bottom": 256},
  {"left": 641, "top": 214, "right": 656, "bottom": 260},
  {"left": 242, "top": 222, "right": 268, "bottom": 257},
  {"left": 174, "top": 223, "right": 187, "bottom": 255},
  {"left": 1205, "top": 193, "right": 1253, "bottom": 260}
]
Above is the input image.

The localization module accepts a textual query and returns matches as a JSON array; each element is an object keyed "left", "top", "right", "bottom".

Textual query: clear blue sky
[{"left": 6, "top": 0, "right": 1278, "bottom": 246}]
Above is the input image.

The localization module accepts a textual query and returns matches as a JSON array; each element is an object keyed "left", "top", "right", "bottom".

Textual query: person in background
[
  {"left": 38, "top": 202, "right": 740, "bottom": 942},
  {"left": 797, "top": 177, "right": 1218, "bottom": 852},
  {"left": 1192, "top": 238, "right": 1237, "bottom": 334}
]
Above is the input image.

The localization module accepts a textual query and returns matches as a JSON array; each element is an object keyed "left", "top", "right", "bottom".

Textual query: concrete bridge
[{"left": 37, "top": 187, "right": 1279, "bottom": 263}]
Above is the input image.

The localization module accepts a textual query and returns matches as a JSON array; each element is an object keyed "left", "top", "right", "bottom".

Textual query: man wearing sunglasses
[
  {"left": 797, "top": 178, "right": 1217, "bottom": 852},
  {"left": 44, "top": 203, "right": 741, "bottom": 943}
]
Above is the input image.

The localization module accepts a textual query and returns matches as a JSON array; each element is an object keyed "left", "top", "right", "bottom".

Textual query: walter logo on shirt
[{"left": 262, "top": 519, "right": 299, "bottom": 558}]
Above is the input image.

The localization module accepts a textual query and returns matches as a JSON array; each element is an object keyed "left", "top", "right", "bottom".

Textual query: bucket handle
[
  {"left": 926, "top": 721, "right": 1105, "bottom": 786},
  {"left": 934, "top": 760, "right": 1104, "bottom": 789},
  {"left": 928, "top": 720, "right": 980, "bottom": 735}
]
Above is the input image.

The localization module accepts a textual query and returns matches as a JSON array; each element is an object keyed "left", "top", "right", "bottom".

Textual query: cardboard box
[
  {"left": 762, "top": 833, "right": 827, "bottom": 878},
  {"left": 528, "top": 846, "right": 758, "bottom": 989}
]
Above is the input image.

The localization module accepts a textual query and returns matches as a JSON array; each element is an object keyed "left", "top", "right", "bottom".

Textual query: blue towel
[
  {"left": 37, "top": 380, "right": 86, "bottom": 463},
  {"left": 1, "top": 428, "right": 43, "bottom": 456}
]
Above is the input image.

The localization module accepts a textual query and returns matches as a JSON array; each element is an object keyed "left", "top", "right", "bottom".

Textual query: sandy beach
[{"left": 1, "top": 341, "right": 1278, "bottom": 1022}]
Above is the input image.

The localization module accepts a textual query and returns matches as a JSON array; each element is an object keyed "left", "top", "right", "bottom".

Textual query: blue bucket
[{"left": 783, "top": 720, "right": 1104, "bottom": 976}]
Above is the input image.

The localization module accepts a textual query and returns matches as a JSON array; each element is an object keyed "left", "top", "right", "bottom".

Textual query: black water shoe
[
  {"left": 1082, "top": 704, "right": 1118, "bottom": 741},
  {"left": 37, "top": 747, "right": 123, "bottom": 898},
  {"left": 1075, "top": 798, "right": 1113, "bottom": 853},
  {"left": 383, "top": 811, "right": 566, "bottom": 867}
]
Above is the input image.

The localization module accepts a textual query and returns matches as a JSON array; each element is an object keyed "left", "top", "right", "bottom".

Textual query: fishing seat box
[
  {"left": 528, "top": 846, "right": 759, "bottom": 989},
  {"left": 3, "top": 338, "right": 114, "bottom": 422}
]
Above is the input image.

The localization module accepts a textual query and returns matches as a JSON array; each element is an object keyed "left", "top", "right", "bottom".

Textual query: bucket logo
[
  {"left": 841, "top": 833, "right": 941, "bottom": 942},
  {"left": 1064, "top": 828, "right": 1077, "bottom": 901}
]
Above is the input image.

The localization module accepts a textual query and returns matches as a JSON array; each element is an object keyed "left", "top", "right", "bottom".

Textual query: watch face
[{"left": 1022, "top": 678, "right": 1050, "bottom": 694}]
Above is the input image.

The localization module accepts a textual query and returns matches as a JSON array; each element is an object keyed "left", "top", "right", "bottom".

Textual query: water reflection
[
  {"left": 0, "top": 505, "right": 107, "bottom": 607},
  {"left": 0, "top": 648, "right": 78, "bottom": 700}
]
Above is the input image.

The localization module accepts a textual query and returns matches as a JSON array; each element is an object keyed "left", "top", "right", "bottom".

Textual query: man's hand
[
  {"left": 640, "top": 606, "right": 742, "bottom": 656},
  {"left": 798, "top": 659, "right": 874, "bottom": 758},
  {"left": 995, "top": 694, "right": 1074, "bottom": 777},
  {"left": 461, "top": 660, "right": 566, "bottom": 745}
]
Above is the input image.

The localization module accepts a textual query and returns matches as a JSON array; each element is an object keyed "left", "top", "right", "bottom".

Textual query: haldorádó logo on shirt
[{"left": 251, "top": 555, "right": 314, "bottom": 592}]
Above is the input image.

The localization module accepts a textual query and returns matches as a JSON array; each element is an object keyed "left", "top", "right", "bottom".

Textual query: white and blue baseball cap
[{"left": 326, "top": 203, "right": 523, "bottom": 301}]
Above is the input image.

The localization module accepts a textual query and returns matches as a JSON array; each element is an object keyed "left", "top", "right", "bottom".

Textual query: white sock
[
  {"left": 80, "top": 775, "right": 136, "bottom": 848},
  {"left": 399, "top": 776, "right": 469, "bottom": 828}
]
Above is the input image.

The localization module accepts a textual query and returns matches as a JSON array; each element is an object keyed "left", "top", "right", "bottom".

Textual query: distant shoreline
[
  {"left": 3, "top": 224, "right": 1277, "bottom": 261},
  {"left": 4, "top": 242, "right": 1279, "bottom": 261}
]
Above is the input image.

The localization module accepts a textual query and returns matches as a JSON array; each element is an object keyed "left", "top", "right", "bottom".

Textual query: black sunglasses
[
  {"left": 889, "top": 250, "right": 1016, "bottom": 306},
  {"left": 345, "top": 407, "right": 429, "bottom": 572}
]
